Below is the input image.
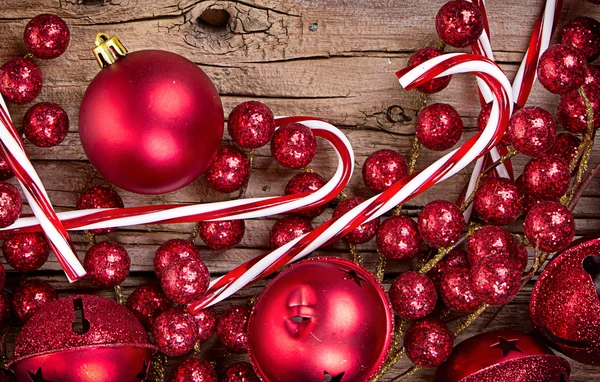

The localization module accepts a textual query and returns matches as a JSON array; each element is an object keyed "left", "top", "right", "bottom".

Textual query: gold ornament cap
[{"left": 93, "top": 33, "right": 127, "bottom": 69}]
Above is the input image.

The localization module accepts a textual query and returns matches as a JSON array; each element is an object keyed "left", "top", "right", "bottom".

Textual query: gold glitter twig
[
  {"left": 85, "top": 230, "right": 96, "bottom": 247},
  {"left": 114, "top": 285, "right": 125, "bottom": 305},
  {"left": 349, "top": 243, "right": 363, "bottom": 265},
  {"left": 190, "top": 222, "right": 200, "bottom": 243},
  {"left": 150, "top": 353, "right": 167, "bottom": 382},
  {"left": 375, "top": 250, "right": 386, "bottom": 281}
]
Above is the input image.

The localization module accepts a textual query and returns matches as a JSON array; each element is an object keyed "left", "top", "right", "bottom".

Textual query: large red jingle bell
[
  {"left": 79, "top": 33, "right": 224, "bottom": 194},
  {"left": 530, "top": 235, "right": 600, "bottom": 365},
  {"left": 435, "top": 330, "right": 571, "bottom": 382},
  {"left": 9, "top": 295, "right": 155, "bottom": 381},
  {"left": 247, "top": 257, "right": 394, "bottom": 382}
]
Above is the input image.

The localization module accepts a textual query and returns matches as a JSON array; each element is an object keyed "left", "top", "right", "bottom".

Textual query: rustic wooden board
[{"left": 1, "top": 0, "right": 599, "bottom": 380}]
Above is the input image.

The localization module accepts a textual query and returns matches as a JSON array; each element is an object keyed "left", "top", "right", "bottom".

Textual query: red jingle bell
[{"left": 248, "top": 257, "right": 393, "bottom": 381}]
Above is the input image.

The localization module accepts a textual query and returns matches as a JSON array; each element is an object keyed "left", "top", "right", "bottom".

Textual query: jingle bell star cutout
[
  {"left": 340, "top": 268, "right": 365, "bottom": 286},
  {"left": 27, "top": 367, "right": 50, "bottom": 382},
  {"left": 324, "top": 371, "right": 345, "bottom": 382},
  {"left": 490, "top": 337, "right": 523, "bottom": 357}
]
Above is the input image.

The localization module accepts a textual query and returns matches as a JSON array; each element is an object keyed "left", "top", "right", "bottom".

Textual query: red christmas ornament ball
[
  {"left": 435, "top": 0, "right": 484, "bottom": 48},
  {"left": 76, "top": 186, "right": 124, "bottom": 234},
  {"left": 407, "top": 48, "right": 452, "bottom": 93},
  {"left": 79, "top": 49, "right": 224, "bottom": 194},
  {"left": 470, "top": 257, "right": 521, "bottom": 306},
  {"left": 416, "top": 103, "right": 463, "bottom": 151},
  {"left": 521, "top": 154, "right": 570, "bottom": 200},
  {"left": 84, "top": 241, "right": 130, "bottom": 288},
  {"left": 2, "top": 232, "right": 49, "bottom": 272},
  {"left": 582, "top": 64, "right": 600, "bottom": 90},
  {"left": 0, "top": 58, "right": 42, "bottom": 105},
  {"left": 205, "top": 146, "right": 251, "bottom": 193},
  {"left": 404, "top": 318, "right": 453, "bottom": 367},
  {"left": 0, "top": 182, "right": 22, "bottom": 228},
  {"left": 440, "top": 267, "right": 481, "bottom": 313},
  {"left": 362, "top": 149, "right": 409, "bottom": 193},
  {"left": 561, "top": 17, "right": 600, "bottom": 62},
  {"left": 0, "top": 157, "right": 14, "bottom": 182},
  {"left": 192, "top": 307, "right": 217, "bottom": 344},
  {"left": 418, "top": 200, "right": 465, "bottom": 248},
  {"left": 161, "top": 259, "right": 210, "bottom": 305},
  {"left": 0, "top": 290, "right": 9, "bottom": 328},
  {"left": 467, "top": 226, "right": 520, "bottom": 268},
  {"left": 23, "top": 14, "right": 70, "bottom": 59},
  {"left": 269, "top": 215, "right": 313, "bottom": 249},
  {"left": 549, "top": 133, "right": 581, "bottom": 165},
  {"left": 126, "top": 284, "right": 171, "bottom": 328},
  {"left": 284, "top": 171, "right": 328, "bottom": 218},
  {"left": 524, "top": 201, "right": 575, "bottom": 252},
  {"left": 376, "top": 216, "right": 422, "bottom": 260},
  {"left": 507, "top": 106, "right": 556, "bottom": 157},
  {"left": 474, "top": 177, "right": 522, "bottom": 226},
  {"left": 389, "top": 271, "right": 437, "bottom": 320},
  {"left": 217, "top": 305, "right": 251, "bottom": 353},
  {"left": 223, "top": 362, "right": 259, "bottom": 382},
  {"left": 152, "top": 307, "right": 198, "bottom": 356},
  {"left": 154, "top": 238, "right": 201, "bottom": 279},
  {"left": 333, "top": 197, "right": 379, "bottom": 244},
  {"left": 428, "top": 248, "right": 469, "bottom": 287},
  {"left": 557, "top": 85, "right": 600, "bottom": 133},
  {"left": 12, "top": 280, "right": 58, "bottom": 323},
  {"left": 23, "top": 102, "right": 69, "bottom": 148},
  {"left": 271, "top": 122, "right": 317, "bottom": 169},
  {"left": 537, "top": 44, "right": 587, "bottom": 94},
  {"left": 228, "top": 101, "right": 275, "bottom": 149},
  {"left": 198, "top": 219, "right": 245, "bottom": 250},
  {"left": 168, "top": 358, "right": 217, "bottom": 382}
]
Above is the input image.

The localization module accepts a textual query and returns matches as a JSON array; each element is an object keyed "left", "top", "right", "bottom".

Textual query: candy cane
[
  {"left": 187, "top": 53, "right": 514, "bottom": 312},
  {"left": 0, "top": 96, "right": 85, "bottom": 282}
]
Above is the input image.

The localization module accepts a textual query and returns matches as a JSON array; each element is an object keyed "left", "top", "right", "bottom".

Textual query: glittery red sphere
[
  {"left": 435, "top": 0, "right": 484, "bottom": 47},
  {"left": 474, "top": 178, "right": 522, "bottom": 226},
  {"left": 0, "top": 58, "right": 42, "bottom": 104},
  {"left": 152, "top": 307, "right": 198, "bottom": 356},
  {"left": 407, "top": 48, "right": 452, "bottom": 93},
  {"left": 376, "top": 216, "right": 422, "bottom": 260},
  {"left": 168, "top": 358, "right": 217, "bottom": 382},
  {"left": 205, "top": 146, "right": 251, "bottom": 193},
  {"left": 23, "top": 14, "right": 70, "bottom": 59},
  {"left": 470, "top": 257, "right": 521, "bottom": 305},
  {"left": 530, "top": 236, "right": 600, "bottom": 365},
  {"left": 191, "top": 307, "right": 217, "bottom": 344},
  {"left": 582, "top": 64, "right": 600, "bottom": 90},
  {"left": 0, "top": 182, "right": 22, "bottom": 228},
  {"left": 467, "top": 226, "right": 521, "bottom": 268},
  {"left": 223, "top": 362, "right": 259, "bottom": 382},
  {"left": 84, "top": 241, "right": 130, "bottom": 288},
  {"left": 0, "top": 290, "right": 11, "bottom": 328},
  {"left": 404, "top": 318, "right": 453, "bottom": 367},
  {"left": 557, "top": 85, "right": 600, "bottom": 133},
  {"left": 428, "top": 248, "right": 469, "bottom": 287},
  {"left": 507, "top": 106, "right": 556, "bottom": 157},
  {"left": 247, "top": 258, "right": 393, "bottom": 381},
  {"left": 561, "top": 17, "right": 600, "bottom": 62},
  {"left": 23, "top": 102, "right": 69, "bottom": 148},
  {"left": 228, "top": 101, "right": 276, "bottom": 149},
  {"left": 435, "top": 330, "right": 571, "bottom": 382},
  {"left": 2, "top": 232, "right": 49, "bottom": 272},
  {"left": 389, "top": 271, "right": 437, "bottom": 320},
  {"left": 524, "top": 201, "right": 575, "bottom": 252},
  {"left": 418, "top": 200, "right": 466, "bottom": 248},
  {"left": 126, "top": 284, "right": 171, "bottom": 328},
  {"left": 217, "top": 305, "right": 251, "bottom": 353},
  {"left": 12, "top": 280, "right": 57, "bottom": 323},
  {"left": 198, "top": 219, "right": 245, "bottom": 250},
  {"left": 440, "top": 267, "right": 481, "bottom": 313},
  {"left": 549, "top": 133, "right": 581, "bottom": 166},
  {"left": 0, "top": 157, "right": 14, "bottom": 182},
  {"left": 537, "top": 44, "right": 587, "bottom": 94},
  {"left": 416, "top": 103, "right": 463, "bottom": 151},
  {"left": 161, "top": 259, "right": 210, "bottom": 305},
  {"left": 270, "top": 122, "right": 317, "bottom": 169},
  {"left": 76, "top": 186, "right": 124, "bottom": 234},
  {"left": 333, "top": 197, "right": 380, "bottom": 244},
  {"left": 284, "top": 172, "right": 328, "bottom": 218},
  {"left": 362, "top": 149, "right": 409, "bottom": 193},
  {"left": 154, "top": 238, "right": 201, "bottom": 279},
  {"left": 521, "top": 155, "right": 570, "bottom": 200},
  {"left": 269, "top": 215, "right": 313, "bottom": 249}
]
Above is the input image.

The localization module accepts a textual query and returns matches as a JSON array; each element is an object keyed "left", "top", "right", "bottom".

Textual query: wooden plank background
[{"left": 0, "top": 0, "right": 599, "bottom": 380}]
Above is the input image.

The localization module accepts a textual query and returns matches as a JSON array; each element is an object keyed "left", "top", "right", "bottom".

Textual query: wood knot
[{"left": 198, "top": 8, "right": 231, "bottom": 29}]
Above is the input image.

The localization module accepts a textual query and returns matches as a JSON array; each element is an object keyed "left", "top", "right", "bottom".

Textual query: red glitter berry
[
  {"left": 126, "top": 284, "right": 171, "bottom": 329},
  {"left": 521, "top": 154, "right": 570, "bottom": 200},
  {"left": 474, "top": 177, "right": 522, "bottom": 226},
  {"left": 436, "top": 0, "right": 484, "bottom": 48},
  {"left": 154, "top": 239, "right": 201, "bottom": 279},
  {"left": 284, "top": 172, "right": 328, "bottom": 218},
  {"left": 76, "top": 186, "right": 124, "bottom": 234},
  {"left": 0, "top": 182, "right": 22, "bottom": 228},
  {"left": 269, "top": 215, "right": 313, "bottom": 249},
  {"left": 271, "top": 122, "right": 317, "bottom": 169},
  {"left": 223, "top": 362, "right": 259, "bottom": 382},
  {"left": 152, "top": 307, "right": 198, "bottom": 356},
  {"left": 228, "top": 101, "right": 276, "bottom": 149},
  {"left": 537, "top": 44, "right": 587, "bottom": 94},
  {"left": 440, "top": 267, "right": 482, "bottom": 313},
  {"left": 192, "top": 307, "right": 217, "bottom": 344},
  {"left": 198, "top": 219, "right": 245, "bottom": 250},
  {"left": 2, "top": 232, "right": 49, "bottom": 271},
  {"left": 477, "top": 103, "right": 512, "bottom": 145},
  {"left": 524, "top": 201, "right": 575, "bottom": 252},
  {"left": 362, "top": 149, "right": 409, "bottom": 193},
  {"left": 161, "top": 259, "right": 210, "bottom": 305},
  {"left": 549, "top": 133, "right": 581, "bottom": 166},
  {"left": 217, "top": 305, "right": 251, "bottom": 353},
  {"left": 467, "top": 226, "right": 525, "bottom": 270},
  {"left": 23, "top": 14, "right": 70, "bottom": 59},
  {"left": 389, "top": 271, "right": 437, "bottom": 320},
  {"left": 168, "top": 358, "right": 217, "bottom": 382},
  {"left": 561, "top": 17, "right": 600, "bottom": 62},
  {"left": 507, "top": 106, "right": 556, "bottom": 157},
  {"left": 404, "top": 318, "right": 453, "bottom": 367},
  {"left": 23, "top": 102, "right": 69, "bottom": 148},
  {"left": 582, "top": 65, "right": 600, "bottom": 91},
  {"left": 418, "top": 200, "right": 465, "bottom": 248},
  {"left": 84, "top": 241, "right": 130, "bottom": 288},
  {"left": 12, "top": 280, "right": 58, "bottom": 323},
  {"left": 205, "top": 146, "right": 251, "bottom": 193},
  {"left": 557, "top": 86, "right": 600, "bottom": 133},
  {"left": 376, "top": 216, "right": 422, "bottom": 260},
  {"left": 428, "top": 248, "right": 469, "bottom": 287},
  {"left": 416, "top": 103, "right": 463, "bottom": 151},
  {"left": 0, "top": 157, "right": 14, "bottom": 182},
  {"left": 407, "top": 48, "right": 452, "bottom": 93},
  {"left": 471, "top": 257, "right": 521, "bottom": 306},
  {"left": 0, "top": 58, "right": 42, "bottom": 104},
  {"left": 333, "top": 197, "right": 379, "bottom": 244}
]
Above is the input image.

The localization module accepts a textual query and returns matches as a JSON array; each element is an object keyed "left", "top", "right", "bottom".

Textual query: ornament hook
[{"left": 92, "top": 32, "right": 127, "bottom": 69}]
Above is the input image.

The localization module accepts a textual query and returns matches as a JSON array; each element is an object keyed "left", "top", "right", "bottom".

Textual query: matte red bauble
[
  {"left": 530, "top": 236, "right": 600, "bottom": 365},
  {"left": 24, "top": 14, "right": 70, "bottom": 59},
  {"left": 79, "top": 34, "right": 224, "bottom": 194},
  {"left": 168, "top": 357, "right": 217, "bottom": 382},
  {"left": 407, "top": 48, "right": 452, "bottom": 93},
  {"left": 9, "top": 295, "right": 155, "bottom": 381},
  {"left": 435, "top": 330, "right": 571, "bottom": 381},
  {"left": 12, "top": 280, "right": 58, "bottom": 323},
  {"left": 248, "top": 257, "right": 393, "bottom": 381}
]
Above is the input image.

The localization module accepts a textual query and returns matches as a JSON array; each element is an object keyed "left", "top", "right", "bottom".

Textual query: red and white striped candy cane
[
  {"left": 187, "top": 53, "right": 514, "bottom": 313},
  {"left": 0, "top": 96, "right": 85, "bottom": 282}
]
